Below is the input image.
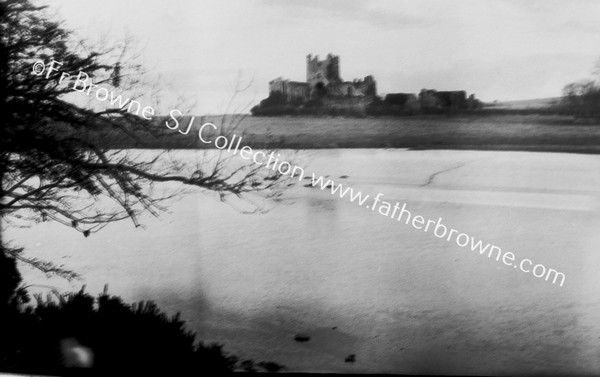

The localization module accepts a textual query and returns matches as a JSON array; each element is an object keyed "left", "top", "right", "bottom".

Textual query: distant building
[
  {"left": 266, "top": 53, "right": 377, "bottom": 105},
  {"left": 418, "top": 89, "right": 468, "bottom": 110},
  {"left": 268, "top": 78, "right": 309, "bottom": 104},
  {"left": 252, "top": 53, "right": 478, "bottom": 116}
]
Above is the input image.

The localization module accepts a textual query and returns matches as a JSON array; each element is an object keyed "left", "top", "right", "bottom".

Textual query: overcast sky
[{"left": 44, "top": 0, "right": 600, "bottom": 114}]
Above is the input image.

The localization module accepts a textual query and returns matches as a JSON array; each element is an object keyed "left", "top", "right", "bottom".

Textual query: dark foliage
[
  {"left": 561, "top": 80, "right": 600, "bottom": 118},
  {"left": 0, "top": 247, "right": 283, "bottom": 374},
  {"left": 1, "top": 287, "right": 237, "bottom": 374},
  {"left": 252, "top": 90, "right": 483, "bottom": 118}
]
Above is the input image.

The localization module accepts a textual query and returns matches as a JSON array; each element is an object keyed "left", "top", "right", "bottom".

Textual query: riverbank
[{"left": 91, "top": 114, "right": 600, "bottom": 154}]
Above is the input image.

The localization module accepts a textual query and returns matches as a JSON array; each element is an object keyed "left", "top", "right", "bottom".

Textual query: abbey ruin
[
  {"left": 269, "top": 54, "right": 376, "bottom": 102},
  {"left": 251, "top": 53, "right": 480, "bottom": 116}
]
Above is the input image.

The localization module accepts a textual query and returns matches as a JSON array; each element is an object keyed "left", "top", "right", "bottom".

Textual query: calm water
[{"left": 7, "top": 149, "right": 600, "bottom": 374}]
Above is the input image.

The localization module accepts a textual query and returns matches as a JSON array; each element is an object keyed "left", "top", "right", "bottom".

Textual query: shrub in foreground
[{"left": 0, "top": 282, "right": 284, "bottom": 374}]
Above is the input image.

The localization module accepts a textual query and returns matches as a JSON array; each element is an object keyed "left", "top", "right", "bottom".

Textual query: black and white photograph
[{"left": 2, "top": 0, "right": 600, "bottom": 375}]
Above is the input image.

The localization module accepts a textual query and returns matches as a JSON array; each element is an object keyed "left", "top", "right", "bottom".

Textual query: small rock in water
[
  {"left": 294, "top": 334, "right": 311, "bottom": 342},
  {"left": 345, "top": 354, "right": 356, "bottom": 363},
  {"left": 257, "top": 361, "right": 286, "bottom": 372}
]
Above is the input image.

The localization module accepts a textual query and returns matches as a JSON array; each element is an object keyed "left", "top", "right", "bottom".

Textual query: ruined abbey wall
[
  {"left": 253, "top": 53, "right": 477, "bottom": 116},
  {"left": 269, "top": 78, "right": 309, "bottom": 103}
]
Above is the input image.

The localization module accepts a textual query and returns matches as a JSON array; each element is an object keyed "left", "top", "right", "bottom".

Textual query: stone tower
[{"left": 306, "top": 53, "right": 341, "bottom": 88}]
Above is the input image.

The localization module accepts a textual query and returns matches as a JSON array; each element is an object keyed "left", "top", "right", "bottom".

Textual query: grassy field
[{"left": 93, "top": 114, "right": 600, "bottom": 153}]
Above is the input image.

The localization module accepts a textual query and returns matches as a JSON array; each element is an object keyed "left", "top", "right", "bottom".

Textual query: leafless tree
[{"left": 1, "top": 0, "right": 293, "bottom": 280}]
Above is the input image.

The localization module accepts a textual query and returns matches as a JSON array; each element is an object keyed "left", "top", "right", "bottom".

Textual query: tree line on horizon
[{"left": 562, "top": 64, "right": 600, "bottom": 118}]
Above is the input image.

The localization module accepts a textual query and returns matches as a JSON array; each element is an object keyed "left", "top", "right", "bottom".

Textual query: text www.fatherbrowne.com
[
  {"left": 33, "top": 59, "right": 566, "bottom": 288},
  {"left": 310, "top": 174, "right": 566, "bottom": 287}
]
